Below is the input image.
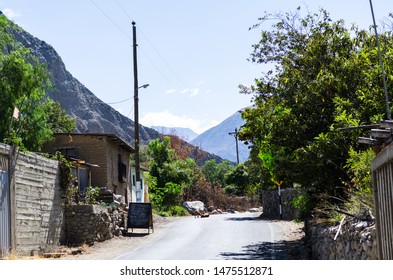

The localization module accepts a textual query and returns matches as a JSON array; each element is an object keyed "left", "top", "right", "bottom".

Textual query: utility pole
[
  {"left": 132, "top": 21, "right": 141, "bottom": 202},
  {"left": 228, "top": 128, "right": 239, "bottom": 164},
  {"left": 132, "top": 21, "right": 149, "bottom": 202},
  {"left": 369, "top": 0, "right": 391, "bottom": 120}
]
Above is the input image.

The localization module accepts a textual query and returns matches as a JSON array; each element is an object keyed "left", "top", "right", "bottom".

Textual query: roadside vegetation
[
  {"left": 237, "top": 7, "right": 393, "bottom": 222},
  {"left": 145, "top": 136, "right": 259, "bottom": 216}
]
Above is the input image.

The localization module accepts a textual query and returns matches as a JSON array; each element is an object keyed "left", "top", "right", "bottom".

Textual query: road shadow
[
  {"left": 224, "top": 216, "right": 261, "bottom": 222},
  {"left": 123, "top": 232, "right": 151, "bottom": 237},
  {"left": 220, "top": 239, "right": 310, "bottom": 260}
]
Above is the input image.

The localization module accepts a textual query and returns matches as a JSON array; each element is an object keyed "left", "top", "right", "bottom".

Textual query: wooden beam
[
  {"left": 358, "top": 137, "right": 382, "bottom": 145},
  {"left": 371, "top": 129, "right": 392, "bottom": 139},
  {"left": 380, "top": 120, "right": 393, "bottom": 129}
]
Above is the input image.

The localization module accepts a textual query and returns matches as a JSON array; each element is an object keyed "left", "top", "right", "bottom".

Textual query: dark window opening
[{"left": 118, "top": 154, "right": 127, "bottom": 182}]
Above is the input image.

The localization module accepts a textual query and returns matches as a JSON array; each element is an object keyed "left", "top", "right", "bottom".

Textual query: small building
[
  {"left": 130, "top": 164, "right": 150, "bottom": 203},
  {"left": 43, "top": 133, "right": 147, "bottom": 204}
]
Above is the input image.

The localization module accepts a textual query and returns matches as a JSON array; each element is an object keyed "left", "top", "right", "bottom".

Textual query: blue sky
[{"left": 1, "top": 0, "right": 391, "bottom": 134}]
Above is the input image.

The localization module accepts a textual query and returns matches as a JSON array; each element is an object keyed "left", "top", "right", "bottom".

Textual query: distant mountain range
[
  {"left": 151, "top": 126, "right": 199, "bottom": 142},
  {"left": 156, "top": 111, "right": 250, "bottom": 163},
  {"left": 191, "top": 111, "right": 249, "bottom": 163}
]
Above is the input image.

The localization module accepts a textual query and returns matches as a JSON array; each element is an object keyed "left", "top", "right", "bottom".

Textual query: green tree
[
  {"left": 147, "top": 137, "right": 194, "bottom": 211},
  {"left": 224, "top": 163, "right": 249, "bottom": 196},
  {"left": 42, "top": 99, "right": 75, "bottom": 133},
  {"left": 201, "top": 159, "right": 219, "bottom": 185},
  {"left": 0, "top": 13, "right": 75, "bottom": 151},
  {"left": 201, "top": 159, "right": 235, "bottom": 187},
  {"left": 239, "top": 7, "right": 392, "bottom": 210}
]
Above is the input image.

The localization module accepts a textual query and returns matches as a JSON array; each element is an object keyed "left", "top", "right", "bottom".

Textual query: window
[
  {"left": 118, "top": 154, "right": 127, "bottom": 182},
  {"left": 57, "top": 148, "right": 78, "bottom": 157}
]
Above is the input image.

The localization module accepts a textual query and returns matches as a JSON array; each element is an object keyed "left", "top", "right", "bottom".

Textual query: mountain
[
  {"left": 151, "top": 126, "right": 199, "bottom": 142},
  {"left": 9, "top": 17, "right": 159, "bottom": 145},
  {"left": 191, "top": 110, "right": 249, "bottom": 163},
  {"left": 4, "top": 15, "right": 227, "bottom": 164}
]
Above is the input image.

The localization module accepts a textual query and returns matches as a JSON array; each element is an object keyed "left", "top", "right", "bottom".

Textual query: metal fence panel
[
  {"left": 0, "top": 155, "right": 11, "bottom": 259},
  {"left": 371, "top": 144, "right": 393, "bottom": 260}
]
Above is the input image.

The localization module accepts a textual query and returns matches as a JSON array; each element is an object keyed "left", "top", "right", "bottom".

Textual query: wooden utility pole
[
  {"left": 228, "top": 128, "right": 239, "bottom": 164},
  {"left": 132, "top": 21, "right": 141, "bottom": 200},
  {"left": 369, "top": 0, "right": 391, "bottom": 120}
]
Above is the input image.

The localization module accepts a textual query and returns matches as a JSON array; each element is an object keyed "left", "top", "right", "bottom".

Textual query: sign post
[{"left": 127, "top": 202, "right": 154, "bottom": 234}]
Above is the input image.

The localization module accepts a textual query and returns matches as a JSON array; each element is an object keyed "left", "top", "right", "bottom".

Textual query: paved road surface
[{"left": 115, "top": 212, "right": 285, "bottom": 260}]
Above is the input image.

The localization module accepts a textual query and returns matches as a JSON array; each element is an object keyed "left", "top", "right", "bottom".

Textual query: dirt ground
[{"left": 57, "top": 214, "right": 309, "bottom": 260}]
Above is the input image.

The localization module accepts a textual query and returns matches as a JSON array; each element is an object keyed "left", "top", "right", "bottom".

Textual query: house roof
[
  {"left": 54, "top": 133, "right": 135, "bottom": 153},
  {"left": 131, "top": 163, "right": 150, "bottom": 172}
]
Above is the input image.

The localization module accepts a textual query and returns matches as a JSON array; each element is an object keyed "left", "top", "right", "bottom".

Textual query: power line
[
  {"left": 92, "top": 0, "right": 218, "bottom": 123},
  {"left": 111, "top": 0, "right": 183, "bottom": 87},
  {"left": 91, "top": 0, "right": 175, "bottom": 88},
  {"left": 90, "top": 0, "right": 131, "bottom": 41},
  {"left": 106, "top": 97, "right": 132, "bottom": 105}
]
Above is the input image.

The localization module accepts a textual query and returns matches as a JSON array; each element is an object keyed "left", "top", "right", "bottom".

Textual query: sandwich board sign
[{"left": 127, "top": 202, "right": 154, "bottom": 233}]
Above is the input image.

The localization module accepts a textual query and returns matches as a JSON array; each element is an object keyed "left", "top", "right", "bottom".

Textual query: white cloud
[
  {"left": 189, "top": 88, "right": 199, "bottom": 97},
  {"left": 178, "top": 88, "right": 199, "bottom": 97},
  {"left": 2, "top": 8, "right": 22, "bottom": 19},
  {"left": 141, "top": 111, "right": 218, "bottom": 134},
  {"left": 165, "top": 89, "right": 176, "bottom": 94}
]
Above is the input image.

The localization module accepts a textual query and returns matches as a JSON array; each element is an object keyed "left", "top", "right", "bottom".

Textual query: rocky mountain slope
[
  {"left": 10, "top": 20, "right": 160, "bottom": 145},
  {"left": 191, "top": 110, "right": 249, "bottom": 163}
]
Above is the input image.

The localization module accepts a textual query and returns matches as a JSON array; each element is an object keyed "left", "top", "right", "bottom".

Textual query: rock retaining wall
[
  {"left": 64, "top": 205, "right": 127, "bottom": 246},
  {"left": 261, "top": 188, "right": 299, "bottom": 220},
  {"left": 307, "top": 217, "right": 379, "bottom": 260}
]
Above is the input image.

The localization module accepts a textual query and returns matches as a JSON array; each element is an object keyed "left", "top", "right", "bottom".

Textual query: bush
[{"left": 292, "top": 192, "right": 313, "bottom": 219}]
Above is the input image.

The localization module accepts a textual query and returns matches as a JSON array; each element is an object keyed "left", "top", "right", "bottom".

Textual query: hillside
[
  {"left": 4, "top": 15, "right": 227, "bottom": 164},
  {"left": 165, "top": 134, "right": 226, "bottom": 165},
  {"left": 9, "top": 18, "right": 159, "bottom": 145},
  {"left": 191, "top": 110, "right": 249, "bottom": 163}
]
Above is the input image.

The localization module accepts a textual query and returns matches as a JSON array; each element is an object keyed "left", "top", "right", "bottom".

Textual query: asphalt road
[{"left": 115, "top": 212, "right": 285, "bottom": 260}]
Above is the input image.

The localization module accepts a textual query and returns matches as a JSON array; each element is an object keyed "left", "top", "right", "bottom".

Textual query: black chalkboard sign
[{"left": 127, "top": 202, "right": 154, "bottom": 233}]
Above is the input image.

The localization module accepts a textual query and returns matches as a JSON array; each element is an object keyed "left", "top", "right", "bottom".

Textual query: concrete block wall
[{"left": 0, "top": 144, "right": 64, "bottom": 256}]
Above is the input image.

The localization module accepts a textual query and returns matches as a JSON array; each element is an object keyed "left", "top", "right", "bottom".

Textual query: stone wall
[
  {"left": 0, "top": 143, "right": 64, "bottom": 256},
  {"left": 261, "top": 188, "right": 299, "bottom": 220},
  {"left": 64, "top": 205, "right": 126, "bottom": 246},
  {"left": 306, "top": 216, "right": 379, "bottom": 260}
]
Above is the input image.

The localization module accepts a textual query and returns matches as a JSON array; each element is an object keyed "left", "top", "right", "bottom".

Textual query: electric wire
[
  {"left": 90, "top": 0, "right": 216, "bottom": 130},
  {"left": 90, "top": 0, "right": 132, "bottom": 41},
  {"left": 106, "top": 97, "right": 132, "bottom": 105},
  {"left": 91, "top": 0, "right": 176, "bottom": 89},
  {"left": 110, "top": 0, "right": 216, "bottom": 117},
  {"left": 113, "top": 0, "right": 187, "bottom": 88}
]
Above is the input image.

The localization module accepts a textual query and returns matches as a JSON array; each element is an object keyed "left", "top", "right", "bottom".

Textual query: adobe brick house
[{"left": 43, "top": 133, "right": 147, "bottom": 204}]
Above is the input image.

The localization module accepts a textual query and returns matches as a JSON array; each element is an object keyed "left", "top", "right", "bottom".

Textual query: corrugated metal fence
[
  {"left": 371, "top": 143, "right": 393, "bottom": 260},
  {"left": 0, "top": 154, "right": 11, "bottom": 259}
]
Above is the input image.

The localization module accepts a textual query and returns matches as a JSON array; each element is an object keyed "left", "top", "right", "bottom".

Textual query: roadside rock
[{"left": 182, "top": 201, "right": 207, "bottom": 216}]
